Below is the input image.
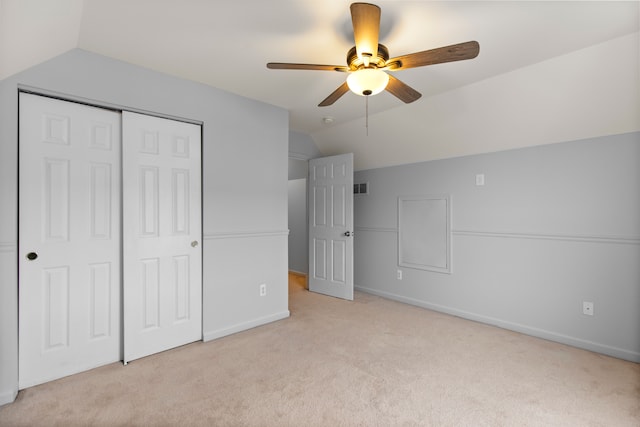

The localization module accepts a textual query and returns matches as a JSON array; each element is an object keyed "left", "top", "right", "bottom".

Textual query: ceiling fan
[{"left": 267, "top": 2, "right": 480, "bottom": 107}]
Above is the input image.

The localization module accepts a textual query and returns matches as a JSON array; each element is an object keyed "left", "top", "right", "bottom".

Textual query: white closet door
[
  {"left": 122, "top": 112, "right": 202, "bottom": 363},
  {"left": 19, "top": 93, "right": 122, "bottom": 388}
]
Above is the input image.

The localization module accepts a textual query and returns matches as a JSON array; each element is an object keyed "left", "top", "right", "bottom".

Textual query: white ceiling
[{"left": 1, "top": 0, "right": 639, "bottom": 170}]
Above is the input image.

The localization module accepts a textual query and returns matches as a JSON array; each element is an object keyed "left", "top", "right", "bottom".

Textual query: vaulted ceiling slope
[{"left": 1, "top": 0, "right": 638, "bottom": 170}]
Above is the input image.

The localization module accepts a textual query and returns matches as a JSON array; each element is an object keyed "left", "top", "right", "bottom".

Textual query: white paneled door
[
  {"left": 19, "top": 94, "right": 202, "bottom": 387},
  {"left": 19, "top": 93, "right": 122, "bottom": 388},
  {"left": 308, "top": 153, "right": 354, "bottom": 300},
  {"left": 122, "top": 112, "right": 202, "bottom": 363}
]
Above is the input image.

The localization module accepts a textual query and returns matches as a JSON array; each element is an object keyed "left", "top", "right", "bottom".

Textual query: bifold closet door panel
[
  {"left": 122, "top": 111, "right": 202, "bottom": 364},
  {"left": 18, "top": 93, "right": 122, "bottom": 388}
]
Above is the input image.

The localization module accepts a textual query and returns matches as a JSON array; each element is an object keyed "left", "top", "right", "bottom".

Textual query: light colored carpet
[{"left": 1, "top": 274, "right": 638, "bottom": 426}]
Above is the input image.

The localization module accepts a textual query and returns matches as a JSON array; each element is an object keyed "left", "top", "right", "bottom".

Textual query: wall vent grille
[{"left": 353, "top": 182, "right": 369, "bottom": 195}]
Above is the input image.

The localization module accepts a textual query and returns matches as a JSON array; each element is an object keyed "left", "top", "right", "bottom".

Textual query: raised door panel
[
  {"left": 313, "top": 186, "right": 328, "bottom": 227},
  {"left": 42, "top": 266, "right": 70, "bottom": 350},
  {"left": 141, "top": 258, "right": 161, "bottom": 330},
  {"left": 139, "top": 167, "right": 160, "bottom": 237},
  {"left": 313, "top": 239, "right": 327, "bottom": 280},
  {"left": 172, "top": 169, "right": 190, "bottom": 235},
  {"left": 332, "top": 185, "right": 347, "bottom": 228},
  {"left": 332, "top": 240, "right": 346, "bottom": 284},
  {"left": 90, "top": 163, "right": 113, "bottom": 239},
  {"left": 89, "top": 262, "right": 112, "bottom": 339},
  {"left": 43, "top": 158, "right": 70, "bottom": 241}
]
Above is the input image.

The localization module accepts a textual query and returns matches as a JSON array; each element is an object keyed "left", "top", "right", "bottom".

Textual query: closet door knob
[
  {"left": 191, "top": 240, "right": 199, "bottom": 248},
  {"left": 26, "top": 252, "right": 38, "bottom": 261}
]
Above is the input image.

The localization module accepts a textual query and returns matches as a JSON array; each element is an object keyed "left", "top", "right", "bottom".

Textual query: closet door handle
[
  {"left": 191, "top": 240, "right": 199, "bottom": 248},
  {"left": 26, "top": 252, "right": 38, "bottom": 261}
]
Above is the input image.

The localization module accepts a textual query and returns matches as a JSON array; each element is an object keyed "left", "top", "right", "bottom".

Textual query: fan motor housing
[{"left": 347, "top": 44, "right": 389, "bottom": 70}]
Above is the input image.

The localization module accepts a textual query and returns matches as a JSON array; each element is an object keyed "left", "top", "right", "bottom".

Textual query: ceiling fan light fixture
[
  {"left": 267, "top": 3, "right": 479, "bottom": 107},
  {"left": 347, "top": 68, "right": 389, "bottom": 96}
]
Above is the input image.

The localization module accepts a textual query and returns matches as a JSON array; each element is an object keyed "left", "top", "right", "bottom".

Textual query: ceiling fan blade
[
  {"left": 318, "top": 82, "right": 350, "bottom": 107},
  {"left": 386, "top": 41, "right": 480, "bottom": 71},
  {"left": 267, "top": 63, "right": 349, "bottom": 72},
  {"left": 350, "top": 2, "right": 381, "bottom": 61},
  {"left": 385, "top": 74, "right": 422, "bottom": 103}
]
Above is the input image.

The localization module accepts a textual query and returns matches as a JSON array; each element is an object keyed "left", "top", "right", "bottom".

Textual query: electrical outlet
[
  {"left": 397, "top": 270, "right": 402, "bottom": 280},
  {"left": 582, "top": 301, "right": 594, "bottom": 316},
  {"left": 260, "top": 283, "right": 267, "bottom": 297}
]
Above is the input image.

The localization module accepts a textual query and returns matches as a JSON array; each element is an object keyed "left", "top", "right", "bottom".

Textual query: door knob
[
  {"left": 26, "top": 252, "right": 38, "bottom": 261},
  {"left": 191, "top": 240, "right": 199, "bottom": 247},
  {"left": 344, "top": 231, "right": 351, "bottom": 237}
]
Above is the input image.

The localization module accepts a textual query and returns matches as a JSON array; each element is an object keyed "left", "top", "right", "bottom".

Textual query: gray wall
[
  {"left": 287, "top": 130, "right": 322, "bottom": 275},
  {"left": 288, "top": 179, "right": 308, "bottom": 274},
  {"left": 288, "top": 158, "right": 308, "bottom": 181},
  {"left": 0, "top": 49, "right": 289, "bottom": 404},
  {"left": 354, "top": 132, "right": 640, "bottom": 362},
  {"left": 289, "top": 130, "right": 321, "bottom": 163}
]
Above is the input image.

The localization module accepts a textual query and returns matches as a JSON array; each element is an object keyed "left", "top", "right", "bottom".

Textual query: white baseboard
[
  {"left": 203, "top": 310, "right": 290, "bottom": 342},
  {"left": 355, "top": 285, "right": 640, "bottom": 363},
  {"left": 0, "top": 388, "right": 18, "bottom": 407},
  {"left": 288, "top": 270, "right": 307, "bottom": 277}
]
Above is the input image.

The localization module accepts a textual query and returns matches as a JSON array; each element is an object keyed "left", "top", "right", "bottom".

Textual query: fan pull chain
[{"left": 365, "top": 95, "right": 369, "bottom": 136}]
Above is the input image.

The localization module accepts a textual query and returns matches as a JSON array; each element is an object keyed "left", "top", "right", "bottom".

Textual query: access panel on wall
[{"left": 398, "top": 194, "right": 451, "bottom": 274}]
